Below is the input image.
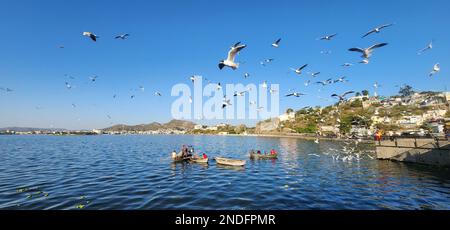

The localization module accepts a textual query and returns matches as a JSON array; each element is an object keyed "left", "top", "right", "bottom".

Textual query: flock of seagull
[{"left": 0, "top": 23, "right": 443, "bottom": 127}]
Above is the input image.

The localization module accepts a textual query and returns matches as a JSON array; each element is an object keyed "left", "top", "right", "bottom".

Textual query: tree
[
  {"left": 399, "top": 85, "right": 414, "bottom": 97},
  {"left": 362, "top": 90, "right": 369, "bottom": 96},
  {"left": 286, "top": 108, "right": 294, "bottom": 114},
  {"left": 355, "top": 92, "right": 361, "bottom": 97}
]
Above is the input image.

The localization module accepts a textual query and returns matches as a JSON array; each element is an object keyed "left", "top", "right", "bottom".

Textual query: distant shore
[{"left": 0, "top": 131, "right": 374, "bottom": 143}]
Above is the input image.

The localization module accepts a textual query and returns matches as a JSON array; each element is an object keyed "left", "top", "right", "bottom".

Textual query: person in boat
[
  {"left": 202, "top": 153, "right": 208, "bottom": 159},
  {"left": 270, "top": 149, "right": 277, "bottom": 155},
  {"left": 181, "top": 145, "right": 188, "bottom": 158},
  {"left": 171, "top": 150, "right": 177, "bottom": 159},
  {"left": 257, "top": 150, "right": 262, "bottom": 154}
]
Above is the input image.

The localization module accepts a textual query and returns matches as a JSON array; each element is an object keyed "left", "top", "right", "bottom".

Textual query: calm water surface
[{"left": 0, "top": 135, "right": 449, "bottom": 210}]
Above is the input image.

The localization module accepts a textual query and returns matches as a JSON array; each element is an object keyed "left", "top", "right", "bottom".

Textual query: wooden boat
[
  {"left": 172, "top": 152, "right": 191, "bottom": 163},
  {"left": 250, "top": 152, "right": 278, "bottom": 159},
  {"left": 215, "top": 157, "right": 246, "bottom": 167},
  {"left": 190, "top": 157, "right": 209, "bottom": 164}
]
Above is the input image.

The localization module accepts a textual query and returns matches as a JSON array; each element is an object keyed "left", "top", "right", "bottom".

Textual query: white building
[{"left": 278, "top": 112, "right": 295, "bottom": 122}]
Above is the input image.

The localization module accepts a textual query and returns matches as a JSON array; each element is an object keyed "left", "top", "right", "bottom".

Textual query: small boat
[
  {"left": 215, "top": 157, "right": 246, "bottom": 167},
  {"left": 172, "top": 152, "right": 191, "bottom": 163},
  {"left": 190, "top": 157, "right": 209, "bottom": 164},
  {"left": 250, "top": 152, "right": 278, "bottom": 159}
]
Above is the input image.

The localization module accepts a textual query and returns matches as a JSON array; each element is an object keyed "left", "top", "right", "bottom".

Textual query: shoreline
[{"left": 0, "top": 132, "right": 374, "bottom": 143}]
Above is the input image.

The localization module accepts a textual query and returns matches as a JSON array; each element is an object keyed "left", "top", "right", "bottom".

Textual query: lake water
[{"left": 0, "top": 135, "right": 449, "bottom": 210}]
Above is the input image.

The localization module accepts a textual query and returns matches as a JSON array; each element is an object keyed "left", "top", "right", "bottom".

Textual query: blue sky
[{"left": 0, "top": 0, "right": 448, "bottom": 130}]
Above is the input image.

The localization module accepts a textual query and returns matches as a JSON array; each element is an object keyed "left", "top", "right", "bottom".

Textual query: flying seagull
[
  {"left": 418, "top": 41, "right": 433, "bottom": 55},
  {"left": 315, "top": 80, "right": 330, "bottom": 86},
  {"left": 429, "top": 63, "right": 440, "bottom": 77},
  {"left": 269, "top": 88, "right": 277, "bottom": 94},
  {"left": 342, "top": 63, "right": 353, "bottom": 67},
  {"left": 222, "top": 97, "right": 232, "bottom": 109},
  {"left": 331, "top": 91, "right": 355, "bottom": 102},
  {"left": 0, "top": 87, "right": 13, "bottom": 92},
  {"left": 333, "top": 76, "right": 347, "bottom": 83},
  {"left": 155, "top": 91, "right": 162, "bottom": 96},
  {"left": 262, "top": 81, "right": 268, "bottom": 89},
  {"left": 286, "top": 92, "right": 306, "bottom": 97},
  {"left": 244, "top": 73, "right": 250, "bottom": 79},
  {"left": 82, "top": 32, "right": 99, "bottom": 42},
  {"left": 89, "top": 76, "right": 98, "bottom": 82},
  {"left": 310, "top": 72, "right": 321, "bottom": 77},
  {"left": 260, "top": 58, "right": 274, "bottom": 67},
  {"left": 139, "top": 86, "right": 145, "bottom": 92},
  {"left": 304, "top": 80, "right": 311, "bottom": 86},
  {"left": 349, "top": 43, "right": 388, "bottom": 59},
  {"left": 271, "top": 38, "right": 281, "bottom": 48},
  {"left": 218, "top": 42, "right": 246, "bottom": 70},
  {"left": 233, "top": 91, "right": 247, "bottom": 97},
  {"left": 216, "top": 82, "right": 222, "bottom": 91},
  {"left": 359, "top": 59, "right": 370, "bottom": 64},
  {"left": 65, "top": 82, "right": 72, "bottom": 90},
  {"left": 290, "top": 64, "right": 308, "bottom": 75},
  {"left": 319, "top": 33, "right": 338, "bottom": 41},
  {"left": 362, "top": 24, "right": 393, "bottom": 38},
  {"left": 115, "top": 34, "right": 130, "bottom": 40},
  {"left": 190, "top": 75, "right": 198, "bottom": 83}
]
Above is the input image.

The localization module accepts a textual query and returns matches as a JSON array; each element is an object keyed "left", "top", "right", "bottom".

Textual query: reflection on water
[{"left": 0, "top": 135, "right": 449, "bottom": 210}]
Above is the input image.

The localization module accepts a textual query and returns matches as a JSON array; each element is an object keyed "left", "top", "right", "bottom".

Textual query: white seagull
[
  {"left": 89, "top": 76, "right": 98, "bottom": 82},
  {"left": 271, "top": 38, "right": 281, "bottom": 48},
  {"left": 222, "top": 97, "right": 232, "bottom": 109},
  {"left": 244, "top": 73, "right": 250, "bottom": 79},
  {"left": 286, "top": 92, "right": 306, "bottom": 97},
  {"left": 82, "top": 32, "right": 99, "bottom": 42},
  {"left": 418, "top": 41, "right": 433, "bottom": 55},
  {"left": 342, "top": 63, "right": 353, "bottom": 67},
  {"left": 260, "top": 58, "right": 274, "bottom": 67},
  {"left": 319, "top": 33, "right": 338, "bottom": 41},
  {"left": 262, "top": 81, "right": 268, "bottom": 89},
  {"left": 155, "top": 91, "right": 162, "bottom": 96},
  {"left": 269, "top": 88, "right": 277, "bottom": 94},
  {"left": 65, "top": 82, "right": 72, "bottom": 90},
  {"left": 349, "top": 43, "right": 388, "bottom": 59},
  {"left": 115, "top": 34, "right": 130, "bottom": 40},
  {"left": 331, "top": 91, "right": 355, "bottom": 102},
  {"left": 290, "top": 64, "right": 308, "bottom": 75},
  {"left": 429, "top": 63, "right": 440, "bottom": 77},
  {"left": 218, "top": 42, "right": 246, "bottom": 70},
  {"left": 333, "top": 76, "right": 347, "bottom": 83},
  {"left": 359, "top": 59, "right": 370, "bottom": 64},
  {"left": 362, "top": 24, "right": 393, "bottom": 38}
]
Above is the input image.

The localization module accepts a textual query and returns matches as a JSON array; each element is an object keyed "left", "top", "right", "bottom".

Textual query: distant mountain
[
  {"left": 0, "top": 127, "right": 67, "bottom": 132},
  {"left": 102, "top": 119, "right": 196, "bottom": 132}
]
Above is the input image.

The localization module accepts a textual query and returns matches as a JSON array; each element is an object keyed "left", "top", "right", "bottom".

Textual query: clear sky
[{"left": 0, "top": 0, "right": 449, "bottom": 130}]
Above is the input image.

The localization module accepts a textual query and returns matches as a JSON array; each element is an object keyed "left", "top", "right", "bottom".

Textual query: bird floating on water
[{"left": 218, "top": 42, "right": 246, "bottom": 70}]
